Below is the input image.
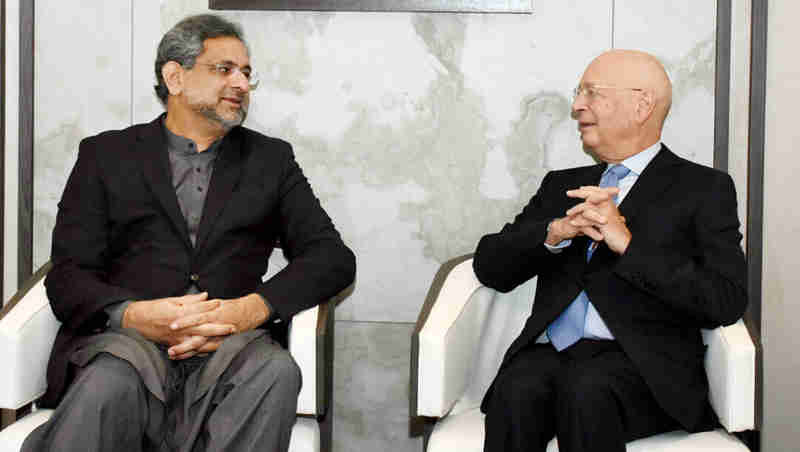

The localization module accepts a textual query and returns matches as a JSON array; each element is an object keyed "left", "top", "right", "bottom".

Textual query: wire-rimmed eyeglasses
[
  {"left": 572, "top": 84, "right": 643, "bottom": 102},
  {"left": 195, "top": 62, "right": 260, "bottom": 90}
]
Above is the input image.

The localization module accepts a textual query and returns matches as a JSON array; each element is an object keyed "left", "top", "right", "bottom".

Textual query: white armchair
[
  {"left": 0, "top": 262, "right": 339, "bottom": 452},
  {"left": 411, "top": 255, "right": 756, "bottom": 452}
]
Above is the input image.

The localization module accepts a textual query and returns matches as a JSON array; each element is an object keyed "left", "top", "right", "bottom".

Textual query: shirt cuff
[
  {"left": 544, "top": 239, "right": 572, "bottom": 253},
  {"left": 104, "top": 300, "right": 133, "bottom": 329}
]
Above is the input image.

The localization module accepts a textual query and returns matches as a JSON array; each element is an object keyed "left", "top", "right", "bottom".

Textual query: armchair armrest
[
  {"left": 290, "top": 305, "right": 319, "bottom": 415},
  {"left": 0, "top": 263, "right": 60, "bottom": 410},
  {"left": 290, "top": 299, "right": 334, "bottom": 416},
  {"left": 289, "top": 285, "right": 345, "bottom": 418},
  {"left": 412, "top": 255, "right": 493, "bottom": 418},
  {"left": 702, "top": 320, "right": 756, "bottom": 432}
]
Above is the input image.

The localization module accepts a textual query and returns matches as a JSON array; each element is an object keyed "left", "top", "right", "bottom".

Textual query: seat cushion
[
  {"left": 0, "top": 410, "right": 319, "bottom": 452},
  {"left": 427, "top": 408, "right": 749, "bottom": 452},
  {"left": 0, "top": 409, "right": 53, "bottom": 452},
  {"left": 289, "top": 417, "right": 321, "bottom": 452}
]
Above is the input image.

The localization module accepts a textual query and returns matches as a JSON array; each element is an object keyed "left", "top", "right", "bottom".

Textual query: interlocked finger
[
  {"left": 168, "top": 335, "right": 207, "bottom": 359},
  {"left": 567, "top": 186, "right": 619, "bottom": 204}
]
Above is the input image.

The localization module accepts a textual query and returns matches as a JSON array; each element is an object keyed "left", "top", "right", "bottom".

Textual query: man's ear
[
  {"left": 162, "top": 61, "right": 184, "bottom": 97},
  {"left": 634, "top": 89, "right": 656, "bottom": 124}
]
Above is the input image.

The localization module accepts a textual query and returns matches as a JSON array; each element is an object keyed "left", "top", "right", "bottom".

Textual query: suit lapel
[
  {"left": 136, "top": 117, "right": 192, "bottom": 250},
  {"left": 617, "top": 145, "right": 681, "bottom": 226},
  {"left": 195, "top": 128, "right": 245, "bottom": 252}
]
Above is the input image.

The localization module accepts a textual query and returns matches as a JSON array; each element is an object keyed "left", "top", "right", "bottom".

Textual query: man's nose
[
  {"left": 571, "top": 96, "right": 588, "bottom": 118},
  {"left": 230, "top": 69, "right": 250, "bottom": 92}
]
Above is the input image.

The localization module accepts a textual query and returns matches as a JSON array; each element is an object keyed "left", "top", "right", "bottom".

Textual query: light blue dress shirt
[{"left": 539, "top": 143, "right": 662, "bottom": 343}]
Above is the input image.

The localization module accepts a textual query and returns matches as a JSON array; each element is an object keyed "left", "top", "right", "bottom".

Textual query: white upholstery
[
  {"left": 416, "top": 258, "right": 755, "bottom": 451},
  {"left": 417, "top": 259, "right": 538, "bottom": 417},
  {"left": 416, "top": 260, "right": 486, "bottom": 416},
  {"left": 0, "top": 270, "right": 323, "bottom": 451},
  {"left": 0, "top": 277, "right": 60, "bottom": 409},
  {"left": 427, "top": 408, "right": 749, "bottom": 452},
  {"left": 703, "top": 322, "right": 756, "bottom": 431},
  {"left": 291, "top": 306, "right": 319, "bottom": 415},
  {"left": 0, "top": 410, "right": 53, "bottom": 452},
  {"left": 289, "top": 418, "right": 322, "bottom": 452}
]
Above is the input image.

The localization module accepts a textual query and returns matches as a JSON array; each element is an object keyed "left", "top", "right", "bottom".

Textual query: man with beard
[{"left": 23, "top": 14, "right": 356, "bottom": 452}]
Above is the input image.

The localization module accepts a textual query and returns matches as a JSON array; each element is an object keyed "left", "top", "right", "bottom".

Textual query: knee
[
  {"left": 266, "top": 350, "right": 302, "bottom": 392},
  {"left": 557, "top": 369, "right": 614, "bottom": 412},
  {"left": 491, "top": 370, "right": 551, "bottom": 414},
  {"left": 74, "top": 354, "right": 144, "bottom": 411},
  {"left": 242, "top": 345, "right": 302, "bottom": 394}
]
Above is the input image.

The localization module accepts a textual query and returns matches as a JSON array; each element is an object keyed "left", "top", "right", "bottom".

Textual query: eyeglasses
[
  {"left": 195, "top": 62, "right": 260, "bottom": 90},
  {"left": 572, "top": 84, "right": 643, "bottom": 101}
]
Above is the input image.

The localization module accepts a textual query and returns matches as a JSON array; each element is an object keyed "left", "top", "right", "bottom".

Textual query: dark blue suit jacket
[{"left": 475, "top": 146, "right": 747, "bottom": 431}]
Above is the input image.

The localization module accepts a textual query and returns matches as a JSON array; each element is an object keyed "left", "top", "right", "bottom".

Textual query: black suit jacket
[
  {"left": 41, "top": 115, "right": 356, "bottom": 407},
  {"left": 474, "top": 146, "right": 747, "bottom": 431}
]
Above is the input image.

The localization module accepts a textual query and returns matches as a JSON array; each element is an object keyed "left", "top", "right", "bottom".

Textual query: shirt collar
[
  {"left": 606, "top": 142, "right": 662, "bottom": 177},
  {"left": 161, "top": 119, "right": 222, "bottom": 157}
]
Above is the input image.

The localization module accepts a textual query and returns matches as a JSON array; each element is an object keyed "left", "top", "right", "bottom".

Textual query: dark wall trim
[
  {"left": 714, "top": 0, "right": 731, "bottom": 171},
  {"left": 18, "top": 0, "right": 33, "bottom": 287},
  {"left": 210, "top": 0, "right": 532, "bottom": 13},
  {"left": 1, "top": 0, "right": 6, "bottom": 303},
  {"left": 747, "top": 0, "right": 767, "bottom": 433}
]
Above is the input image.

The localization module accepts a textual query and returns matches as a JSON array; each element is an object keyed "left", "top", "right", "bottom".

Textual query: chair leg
[
  {"left": 409, "top": 416, "right": 437, "bottom": 451},
  {"left": 319, "top": 411, "right": 332, "bottom": 452}
]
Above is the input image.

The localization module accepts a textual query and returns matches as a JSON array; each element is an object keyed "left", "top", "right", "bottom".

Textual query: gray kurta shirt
[{"left": 104, "top": 122, "right": 219, "bottom": 325}]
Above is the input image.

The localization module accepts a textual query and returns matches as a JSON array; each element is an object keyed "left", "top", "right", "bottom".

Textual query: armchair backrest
[{"left": 448, "top": 276, "right": 536, "bottom": 416}]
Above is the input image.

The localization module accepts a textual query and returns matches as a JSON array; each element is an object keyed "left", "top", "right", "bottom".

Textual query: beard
[{"left": 196, "top": 100, "right": 248, "bottom": 131}]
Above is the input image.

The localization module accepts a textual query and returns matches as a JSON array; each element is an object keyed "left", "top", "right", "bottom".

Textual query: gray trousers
[{"left": 22, "top": 332, "right": 301, "bottom": 452}]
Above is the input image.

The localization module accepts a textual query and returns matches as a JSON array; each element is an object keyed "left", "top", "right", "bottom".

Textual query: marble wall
[{"left": 32, "top": 1, "right": 718, "bottom": 450}]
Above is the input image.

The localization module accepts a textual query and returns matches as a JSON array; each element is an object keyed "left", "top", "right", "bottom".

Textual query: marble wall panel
[
  {"left": 132, "top": 0, "right": 164, "bottom": 124},
  {"left": 728, "top": 0, "right": 751, "bottom": 240},
  {"left": 4, "top": 0, "right": 21, "bottom": 301},
  {"left": 334, "top": 321, "right": 421, "bottom": 452},
  {"left": 614, "top": 0, "right": 717, "bottom": 167},
  {"left": 33, "top": 0, "right": 132, "bottom": 269},
  {"left": 154, "top": 0, "right": 613, "bottom": 323},
  {"left": 26, "top": 2, "right": 724, "bottom": 451}
]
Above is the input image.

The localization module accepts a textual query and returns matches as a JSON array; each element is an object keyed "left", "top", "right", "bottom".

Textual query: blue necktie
[{"left": 546, "top": 164, "right": 631, "bottom": 351}]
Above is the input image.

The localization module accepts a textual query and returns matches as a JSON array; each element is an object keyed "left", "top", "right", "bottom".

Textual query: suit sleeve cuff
[{"left": 260, "top": 296, "right": 281, "bottom": 324}]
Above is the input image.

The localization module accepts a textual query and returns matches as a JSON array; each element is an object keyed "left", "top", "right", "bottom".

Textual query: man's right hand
[
  {"left": 544, "top": 216, "right": 583, "bottom": 246},
  {"left": 122, "top": 293, "right": 237, "bottom": 359}
]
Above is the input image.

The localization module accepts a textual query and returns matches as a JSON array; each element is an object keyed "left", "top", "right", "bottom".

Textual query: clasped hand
[
  {"left": 122, "top": 292, "right": 269, "bottom": 360},
  {"left": 545, "top": 185, "right": 631, "bottom": 255}
]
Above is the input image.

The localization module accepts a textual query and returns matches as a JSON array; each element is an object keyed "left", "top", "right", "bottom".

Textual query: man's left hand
[
  {"left": 167, "top": 293, "right": 271, "bottom": 356},
  {"left": 565, "top": 186, "right": 631, "bottom": 254}
]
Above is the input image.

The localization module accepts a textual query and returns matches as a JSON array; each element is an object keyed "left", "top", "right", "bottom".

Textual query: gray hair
[{"left": 154, "top": 14, "right": 246, "bottom": 105}]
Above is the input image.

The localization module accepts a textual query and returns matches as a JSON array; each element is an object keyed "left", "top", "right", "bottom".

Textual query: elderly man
[
  {"left": 475, "top": 50, "right": 747, "bottom": 452},
  {"left": 22, "top": 14, "right": 355, "bottom": 452}
]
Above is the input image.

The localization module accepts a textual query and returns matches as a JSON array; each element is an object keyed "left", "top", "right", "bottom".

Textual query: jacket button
[{"left": 190, "top": 273, "right": 199, "bottom": 282}]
